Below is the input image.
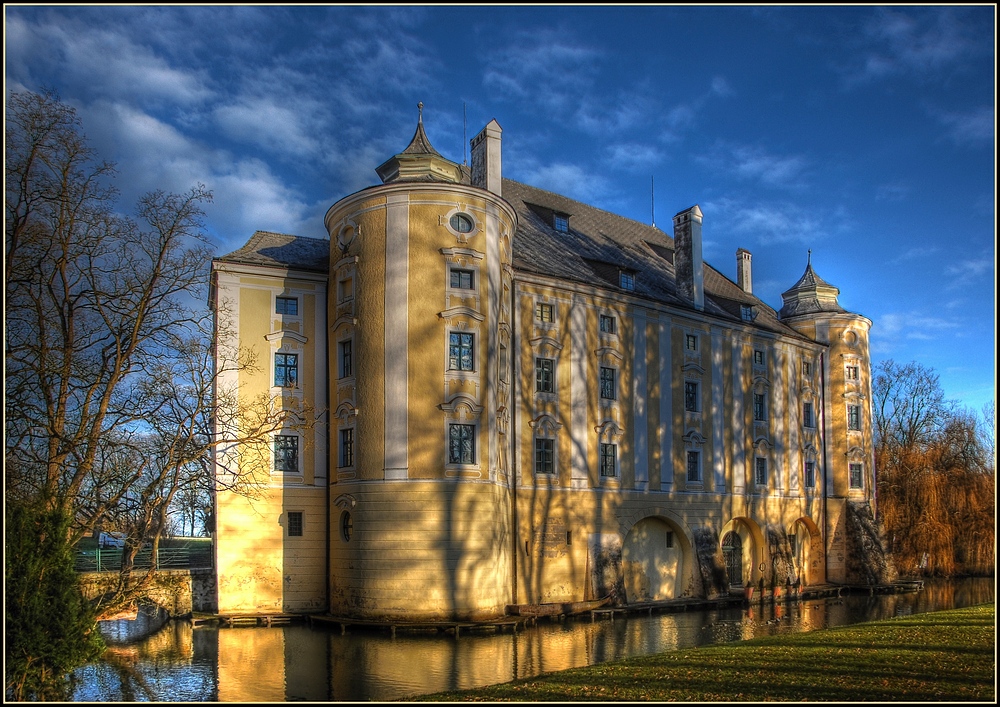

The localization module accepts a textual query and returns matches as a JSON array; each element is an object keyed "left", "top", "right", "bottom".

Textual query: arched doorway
[
  {"left": 622, "top": 517, "right": 684, "bottom": 602},
  {"left": 722, "top": 531, "right": 744, "bottom": 587}
]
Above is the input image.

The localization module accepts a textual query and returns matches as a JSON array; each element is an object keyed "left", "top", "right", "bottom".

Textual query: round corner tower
[
  {"left": 779, "top": 255, "right": 874, "bottom": 584},
  {"left": 323, "top": 108, "right": 517, "bottom": 620}
]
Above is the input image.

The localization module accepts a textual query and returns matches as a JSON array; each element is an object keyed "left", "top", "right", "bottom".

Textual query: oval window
[
  {"left": 450, "top": 213, "right": 474, "bottom": 234},
  {"left": 340, "top": 511, "right": 353, "bottom": 542}
]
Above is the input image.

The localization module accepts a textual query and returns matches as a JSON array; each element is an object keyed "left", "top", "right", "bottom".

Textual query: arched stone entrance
[
  {"left": 790, "top": 517, "right": 824, "bottom": 586},
  {"left": 719, "top": 518, "right": 763, "bottom": 590},
  {"left": 622, "top": 517, "right": 684, "bottom": 602}
]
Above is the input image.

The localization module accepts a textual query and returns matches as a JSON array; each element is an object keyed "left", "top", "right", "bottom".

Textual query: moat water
[{"left": 72, "top": 578, "right": 993, "bottom": 702}]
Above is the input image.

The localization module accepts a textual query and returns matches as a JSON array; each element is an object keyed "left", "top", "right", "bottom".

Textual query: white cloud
[
  {"left": 946, "top": 257, "right": 994, "bottom": 280},
  {"left": 933, "top": 106, "right": 994, "bottom": 147},
  {"left": 704, "top": 197, "right": 827, "bottom": 245},
  {"left": 699, "top": 143, "right": 809, "bottom": 189},
  {"left": 516, "top": 162, "right": 609, "bottom": 206}
]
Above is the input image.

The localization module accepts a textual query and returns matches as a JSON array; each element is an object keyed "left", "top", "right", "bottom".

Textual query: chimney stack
[
  {"left": 737, "top": 248, "right": 753, "bottom": 294},
  {"left": 673, "top": 205, "right": 704, "bottom": 310},
  {"left": 471, "top": 119, "right": 503, "bottom": 197}
]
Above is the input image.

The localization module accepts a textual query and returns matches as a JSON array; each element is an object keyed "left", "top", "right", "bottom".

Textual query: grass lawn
[{"left": 416, "top": 604, "right": 995, "bottom": 702}]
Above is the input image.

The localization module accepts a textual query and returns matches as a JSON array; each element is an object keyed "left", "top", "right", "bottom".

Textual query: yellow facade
[{"left": 212, "top": 116, "right": 877, "bottom": 619}]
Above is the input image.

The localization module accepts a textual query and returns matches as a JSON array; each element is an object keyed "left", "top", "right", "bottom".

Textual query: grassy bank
[{"left": 417, "top": 604, "right": 995, "bottom": 702}]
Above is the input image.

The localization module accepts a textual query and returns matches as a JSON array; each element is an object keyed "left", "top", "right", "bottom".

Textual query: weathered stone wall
[{"left": 79, "top": 569, "right": 194, "bottom": 617}]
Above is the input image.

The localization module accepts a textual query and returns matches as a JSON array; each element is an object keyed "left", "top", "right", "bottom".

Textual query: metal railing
[{"left": 75, "top": 545, "right": 213, "bottom": 573}]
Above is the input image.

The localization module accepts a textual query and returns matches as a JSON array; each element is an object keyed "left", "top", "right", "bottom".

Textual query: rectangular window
[
  {"left": 845, "top": 365, "right": 859, "bottom": 380},
  {"left": 339, "top": 340, "right": 353, "bottom": 379},
  {"left": 534, "top": 438, "right": 554, "bottom": 475},
  {"left": 448, "top": 424, "right": 476, "bottom": 465},
  {"left": 803, "top": 402, "right": 814, "bottom": 428},
  {"left": 754, "top": 349, "right": 765, "bottom": 366},
  {"left": 849, "top": 463, "right": 863, "bottom": 489},
  {"left": 450, "top": 269, "right": 474, "bottom": 289},
  {"left": 620, "top": 271, "right": 635, "bottom": 291},
  {"left": 535, "top": 302, "right": 554, "bottom": 323},
  {"left": 600, "top": 443, "right": 617, "bottom": 477},
  {"left": 741, "top": 305, "right": 754, "bottom": 322},
  {"left": 449, "top": 332, "right": 474, "bottom": 371},
  {"left": 686, "top": 450, "right": 701, "bottom": 482},
  {"left": 337, "top": 276, "right": 353, "bottom": 302},
  {"left": 553, "top": 214, "right": 569, "bottom": 232},
  {"left": 848, "top": 404, "right": 861, "bottom": 431},
  {"left": 684, "top": 381, "right": 699, "bottom": 412},
  {"left": 803, "top": 361, "right": 812, "bottom": 376},
  {"left": 804, "top": 460, "right": 816, "bottom": 488},
  {"left": 535, "top": 358, "right": 554, "bottom": 393},
  {"left": 287, "top": 511, "right": 303, "bottom": 537},
  {"left": 500, "top": 344, "right": 508, "bottom": 383},
  {"left": 600, "top": 367, "right": 616, "bottom": 400},
  {"left": 275, "top": 353, "right": 298, "bottom": 388},
  {"left": 665, "top": 531, "right": 674, "bottom": 549},
  {"left": 685, "top": 334, "right": 698, "bottom": 351},
  {"left": 276, "top": 296, "right": 298, "bottom": 315},
  {"left": 755, "top": 457, "right": 768, "bottom": 486},
  {"left": 274, "top": 435, "right": 298, "bottom": 473},
  {"left": 753, "top": 392, "right": 766, "bottom": 421},
  {"left": 600, "top": 314, "right": 617, "bottom": 334},
  {"left": 339, "top": 428, "right": 354, "bottom": 468}
]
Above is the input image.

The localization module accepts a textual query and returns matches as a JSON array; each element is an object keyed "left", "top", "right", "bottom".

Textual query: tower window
[
  {"left": 848, "top": 404, "right": 861, "bottom": 431},
  {"left": 276, "top": 296, "right": 298, "bottom": 316},
  {"left": 536, "top": 358, "right": 554, "bottom": 393},
  {"left": 755, "top": 457, "right": 768, "bottom": 486},
  {"left": 275, "top": 353, "right": 298, "bottom": 388},
  {"left": 849, "top": 463, "right": 864, "bottom": 489},
  {"left": 685, "top": 381, "right": 699, "bottom": 412},
  {"left": 450, "top": 213, "right": 474, "bottom": 233},
  {"left": 534, "top": 437, "right": 554, "bottom": 475},
  {"left": 686, "top": 450, "right": 701, "bottom": 482},
  {"left": 599, "top": 443, "right": 617, "bottom": 477},
  {"left": 449, "top": 332, "right": 474, "bottom": 371},
  {"left": 448, "top": 424, "right": 476, "bottom": 465},
  {"left": 450, "top": 269, "right": 474, "bottom": 289},
  {"left": 600, "top": 367, "right": 616, "bottom": 400}
]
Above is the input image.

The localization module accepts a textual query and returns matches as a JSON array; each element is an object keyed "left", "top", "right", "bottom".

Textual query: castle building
[{"left": 210, "top": 112, "right": 876, "bottom": 620}]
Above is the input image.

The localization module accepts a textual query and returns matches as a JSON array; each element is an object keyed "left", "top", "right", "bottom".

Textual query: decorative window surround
[
  {"left": 441, "top": 207, "right": 482, "bottom": 244},
  {"left": 442, "top": 247, "right": 484, "bottom": 311},
  {"left": 682, "top": 429, "right": 706, "bottom": 489},
  {"left": 441, "top": 394, "right": 483, "bottom": 477}
]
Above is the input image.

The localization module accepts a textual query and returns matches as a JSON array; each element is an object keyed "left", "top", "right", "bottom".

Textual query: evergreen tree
[{"left": 5, "top": 498, "right": 105, "bottom": 701}]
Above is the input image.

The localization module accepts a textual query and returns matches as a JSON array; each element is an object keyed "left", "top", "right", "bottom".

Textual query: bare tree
[{"left": 5, "top": 90, "right": 297, "bottom": 620}]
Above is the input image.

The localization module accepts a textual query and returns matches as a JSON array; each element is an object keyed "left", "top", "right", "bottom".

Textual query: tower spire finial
[
  {"left": 418, "top": 101, "right": 424, "bottom": 124},
  {"left": 807, "top": 249, "right": 812, "bottom": 266}
]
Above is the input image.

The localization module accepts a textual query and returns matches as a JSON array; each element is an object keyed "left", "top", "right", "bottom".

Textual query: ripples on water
[{"left": 72, "top": 578, "right": 994, "bottom": 702}]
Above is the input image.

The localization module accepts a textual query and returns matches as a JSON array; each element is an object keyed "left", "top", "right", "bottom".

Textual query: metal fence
[{"left": 75, "top": 545, "right": 213, "bottom": 573}]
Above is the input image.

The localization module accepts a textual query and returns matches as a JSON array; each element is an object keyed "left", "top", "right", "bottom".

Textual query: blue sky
[{"left": 6, "top": 5, "right": 995, "bottom": 412}]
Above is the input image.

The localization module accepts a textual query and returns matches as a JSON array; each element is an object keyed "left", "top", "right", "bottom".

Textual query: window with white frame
[
  {"left": 534, "top": 437, "right": 554, "bottom": 475},
  {"left": 535, "top": 302, "right": 554, "bottom": 323},
  {"left": 276, "top": 296, "right": 298, "bottom": 316},
  {"left": 684, "top": 380, "right": 699, "bottom": 412},
  {"left": 755, "top": 457, "right": 768, "bottom": 486},
  {"left": 686, "top": 450, "right": 701, "bottom": 483},
  {"left": 450, "top": 268, "right": 474, "bottom": 289},
  {"left": 619, "top": 271, "right": 635, "bottom": 291},
  {"left": 685, "top": 334, "right": 698, "bottom": 351},
  {"left": 339, "top": 340, "right": 353, "bottom": 379},
  {"left": 845, "top": 364, "right": 859, "bottom": 381},
  {"left": 804, "top": 460, "right": 816, "bottom": 488},
  {"left": 741, "top": 305, "right": 754, "bottom": 322},
  {"left": 274, "top": 435, "right": 299, "bottom": 473},
  {"left": 287, "top": 511, "right": 303, "bottom": 537},
  {"left": 450, "top": 213, "right": 474, "bottom": 234},
  {"left": 599, "top": 314, "right": 616, "bottom": 334},
  {"left": 535, "top": 357, "right": 554, "bottom": 393},
  {"left": 448, "top": 424, "right": 476, "bottom": 465},
  {"left": 449, "top": 332, "right": 474, "bottom": 371},
  {"left": 847, "top": 404, "right": 861, "bottom": 431},
  {"left": 849, "top": 462, "right": 863, "bottom": 489},
  {"left": 753, "top": 392, "right": 767, "bottom": 421},
  {"left": 753, "top": 349, "right": 765, "bottom": 366},
  {"left": 600, "top": 367, "right": 616, "bottom": 400},
  {"left": 339, "top": 428, "right": 354, "bottom": 468},
  {"left": 803, "top": 401, "right": 814, "bottom": 428},
  {"left": 599, "top": 443, "right": 617, "bottom": 477},
  {"left": 275, "top": 353, "right": 298, "bottom": 388}
]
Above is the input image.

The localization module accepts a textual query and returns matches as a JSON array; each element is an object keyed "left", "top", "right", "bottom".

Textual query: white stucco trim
[{"left": 384, "top": 193, "right": 409, "bottom": 480}]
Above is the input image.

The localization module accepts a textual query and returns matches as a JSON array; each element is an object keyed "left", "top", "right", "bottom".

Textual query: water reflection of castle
[{"left": 211, "top": 111, "right": 879, "bottom": 621}]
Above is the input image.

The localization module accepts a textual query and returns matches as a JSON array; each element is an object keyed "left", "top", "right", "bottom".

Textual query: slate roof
[
  {"left": 502, "top": 179, "right": 809, "bottom": 340},
  {"left": 214, "top": 230, "right": 329, "bottom": 272}
]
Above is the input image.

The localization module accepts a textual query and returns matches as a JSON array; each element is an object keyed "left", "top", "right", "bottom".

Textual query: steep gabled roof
[
  {"left": 503, "top": 178, "right": 803, "bottom": 338},
  {"left": 214, "top": 230, "right": 329, "bottom": 272}
]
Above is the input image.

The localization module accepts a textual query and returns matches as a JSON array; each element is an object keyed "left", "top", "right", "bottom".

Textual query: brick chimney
[
  {"left": 673, "top": 205, "right": 704, "bottom": 310},
  {"left": 737, "top": 248, "right": 753, "bottom": 294},
  {"left": 471, "top": 119, "right": 502, "bottom": 197}
]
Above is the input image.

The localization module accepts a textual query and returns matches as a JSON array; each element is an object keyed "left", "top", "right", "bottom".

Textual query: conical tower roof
[
  {"left": 778, "top": 252, "right": 845, "bottom": 319},
  {"left": 375, "top": 102, "right": 464, "bottom": 184}
]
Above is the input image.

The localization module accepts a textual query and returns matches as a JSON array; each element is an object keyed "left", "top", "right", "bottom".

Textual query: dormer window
[
  {"left": 553, "top": 214, "right": 569, "bottom": 232},
  {"left": 741, "top": 305, "right": 754, "bottom": 322},
  {"left": 620, "top": 271, "right": 635, "bottom": 291}
]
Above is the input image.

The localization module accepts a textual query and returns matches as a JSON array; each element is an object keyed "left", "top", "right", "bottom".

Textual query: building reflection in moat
[{"left": 73, "top": 578, "right": 994, "bottom": 702}]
